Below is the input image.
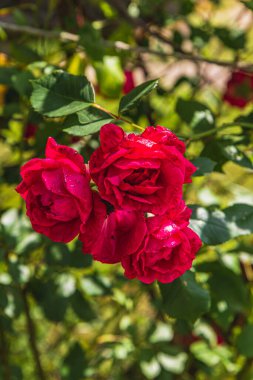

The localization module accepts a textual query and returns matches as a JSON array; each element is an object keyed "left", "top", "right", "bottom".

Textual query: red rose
[
  {"left": 79, "top": 192, "right": 147, "bottom": 264},
  {"left": 89, "top": 124, "right": 196, "bottom": 215},
  {"left": 16, "top": 137, "right": 92, "bottom": 243},
  {"left": 123, "top": 70, "right": 135, "bottom": 94},
  {"left": 121, "top": 206, "right": 202, "bottom": 284},
  {"left": 141, "top": 126, "right": 196, "bottom": 183},
  {"left": 223, "top": 71, "right": 253, "bottom": 108}
]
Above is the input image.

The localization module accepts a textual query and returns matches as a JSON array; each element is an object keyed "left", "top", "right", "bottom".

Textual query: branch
[
  {"left": 0, "top": 20, "right": 78, "bottom": 41},
  {"left": 1, "top": 20, "right": 253, "bottom": 70},
  {"left": 21, "top": 288, "right": 46, "bottom": 380}
]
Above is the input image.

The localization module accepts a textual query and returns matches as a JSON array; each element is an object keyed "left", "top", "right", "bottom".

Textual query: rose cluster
[{"left": 17, "top": 124, "right": 201, "bottom": 283}]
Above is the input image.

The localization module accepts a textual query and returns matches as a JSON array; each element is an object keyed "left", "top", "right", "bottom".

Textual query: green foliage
[
  {"left": 119, "top": 79, "right": 159, "bottom": 114},
  {"left": 236, "top": 325, "right": 253, "bottom": 357},
  {"left": 63, "top": 107, "right": 113, "bottom": 136},
  {"left": 241, "top": 0, "right": 253, "bottom": 10},
  {"left": 31, "top": 71, "right": 95, "bottom": 117},
  {"left": 61, "top": 343, "right": 86, "bottom": 380},
  {"left": 94, "top": 56, "right": 124, "bottom": 98},
  {"left": 176, "top": 98, "right": 215, "bottom": 133},
  {"left": 192, "top": 157, "right": 216, "bottom": 176},
  {"left": 190, "top": 204, "right": 253, "bottom": 245},
  {"left": 159, "top": 271, "right": 211, "bottom": 323}
]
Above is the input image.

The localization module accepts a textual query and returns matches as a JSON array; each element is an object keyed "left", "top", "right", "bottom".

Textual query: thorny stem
[
  {"left": 92, "top": 103, "right": 145, "bottom": 131},
  {"left": 21, "top": 288, "right": 46, "bottom": 380}
]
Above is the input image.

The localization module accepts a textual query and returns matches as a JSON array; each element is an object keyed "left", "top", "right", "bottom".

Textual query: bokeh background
[{"left": 1, "top": 0, "right": 253, "bottom": 379}]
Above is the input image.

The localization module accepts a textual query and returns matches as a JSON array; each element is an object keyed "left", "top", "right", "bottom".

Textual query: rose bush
[
  {"left": 2, "top": 2, "right": 253, "bottom": 378},
  {"left": 89, "top": 124, "right": 196, "bottom": 215},
  {"left": 16, "top": 137, "right": 92, "bottom": 242}
]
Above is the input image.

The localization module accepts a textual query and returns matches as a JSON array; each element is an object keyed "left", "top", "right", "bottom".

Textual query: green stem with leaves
[
  {"left": 188, "top": 122, "right": 253, "bottom": 141},
  {"left": 92, "top": 103, "right": 144, "bottom": 131}
]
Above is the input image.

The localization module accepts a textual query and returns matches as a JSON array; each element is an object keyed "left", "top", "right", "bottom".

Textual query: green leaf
[
  {"left": 176, "top": 98, "right": 215, "bottom": 133},
  {"left": 215, "top": 27, "right": 246, "bottom": 49},
  {"left": 30, "top": 279, "right": 68, "bottom": 322},
  {"left": 190, "top": 204, "right": 253, "bottom": 245},
  {"left": 236, "top": 325, "right": 253, "bottom": 357},
  {"left": 71, "top": 290, "right": 96, "bottom": 321},
  {"left": 69, "top": 241, "right": 92, "bottom": 268},
  {"left": 241, "top": 1, "right": 253, "bottom": 11},
  {"left": 197, "top": 262, "right": 249, "bottom": 313},
  {"left": 61, "top": 343, "right": 86, "bottom": 380},
  {"left": 30, "top": 71, "right": 95, "bottom": 117},
  {"left": 140, "top": 357, "right": 161, "bottom": 379},
  {"left": 11, "top": 71, "right": 34, "bottom": 97},
  {"left": 190, "top": 26, "right": 210, "bottom": 48},
  {"left": 0, "top": 67, "right": 20, "bottom": 86},
  {"left": 80, "top": 23, "right": 106, "bottom": 61},
  {"left": 201, "top": 140, "right": 252, "bottom": 170},
  {"left": 94, "top": 56, "right": 124, "bottom": 98},
  {"left": 0, "top": 286, "right": 8, "bottom": 309},
  {"left": 222, "top": 145, "right": 252, "bottom": 169},
  {"left": 63, "top": 107, "right": 113, "bottom": 136},
  {"left": 159, "top": 271, "right": 210, "bottom": 323},
  {"left": 191, "top": 157, "right": 216, "bottom": 176},
  {"left": 119, "top": 79, "right": 158, "bottom": 114}
]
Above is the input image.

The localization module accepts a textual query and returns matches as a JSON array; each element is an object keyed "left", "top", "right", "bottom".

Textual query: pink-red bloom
[
  {"left": 79, "top": 196, "right": 201, "bottom": 284},
  {"left": 16, "top": 137, "right": 92, "bottom": 243},
  {"left": 223, "top": 71, "right": 253, "bottom": 108},
  {"left": 79, "top": 192, "right": 147, "bottom": 264},
  {"left": 122, "top": 206, "right": 202, "bottom": 284},
  {"left": 89, "top": 124, "right": 196, "bottom": 215}
]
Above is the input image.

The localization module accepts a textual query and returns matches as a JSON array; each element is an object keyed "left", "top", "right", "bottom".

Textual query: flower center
[{"left": 125, "top": 168, "right": 156, "bottom": 185}]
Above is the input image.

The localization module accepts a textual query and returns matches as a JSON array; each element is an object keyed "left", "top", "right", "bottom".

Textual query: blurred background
[{"left": 0, "top": 0, "right": 253, "bottom": 379}]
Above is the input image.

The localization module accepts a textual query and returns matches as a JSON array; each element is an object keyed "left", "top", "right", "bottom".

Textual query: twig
[
  {"left": 21, "top": 288, "right": 46, "bottom": 380},
  {"left": 1, "top": 21, "right": 253, "bottom": 70},
  {"left": 92, "top": 103, "right": 144, "bottom": 131},
  {"left": 0, "top": 20, "right": 78, "bottom": 41},
  {"left": 188, "top": 121, "right": 253, "bottom": 141}
]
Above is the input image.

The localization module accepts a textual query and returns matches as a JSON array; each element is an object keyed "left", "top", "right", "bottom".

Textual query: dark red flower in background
[
  {"left": 223, "top": 71, "right": 253, "bottom": 108},
  {"left": 123, "top": 70, "right": 135, "bottom": 94},
  {"left": 24, "top": 123, "right": 37, "bottom": 139}
]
